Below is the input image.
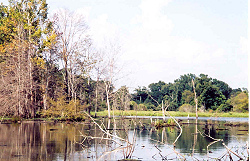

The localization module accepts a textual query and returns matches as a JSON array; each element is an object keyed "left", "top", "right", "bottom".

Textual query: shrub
[
  {"left": 129, "top": 101, "right": 138, "bottom": 110},
  {"left": 145, "top": 102, "right": 156, "bottom": 111},
  {"left": 208, "top": 109, "right": 213, "bottom": 113},
  {"left": 230, "top": 92, "right": 249, "bottom": 112},
  {"left": 178, "top": 104, "right": 195, "bottom": 112},
  {"left": 166, "top": 118, "right": 176, "bottom": 125},
  {"left": 199, "top": 106, "right": 205, "bottom": 112},
  {"left": 138, "top": 104, "right": 147, "bottom": 111},
  {"left": 155, "top": 120, "right": 164, "bottom": 129},
  {"left": 155, "top": 119, "right": 176, "bottom": 129},
  {"left": 41, "top": 96, "right": 86, "bottom": 121}
]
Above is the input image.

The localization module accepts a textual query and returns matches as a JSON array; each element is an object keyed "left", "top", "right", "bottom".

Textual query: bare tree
[
  {"left": 92, "top": 50, "right": 109, "bottom": 117},
  {"left": 92, "top": 40, "right": 122, "bottom": 118},
  {"left": 103, "top": 42, "right": 121, "bottom": 118},
  {"left": 53, "top": 9, "right": 93, "bottom": 102}
]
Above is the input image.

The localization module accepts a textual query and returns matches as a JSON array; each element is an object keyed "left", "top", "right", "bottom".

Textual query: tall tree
[
  {"left": 102, "top": 42, "right": 121, "bottom": 118},
  {"left": 212, "top": 78, "right": 232, "bottom": 99},
  {"left": 0, "top": 0, "right": 52, "bottom": 117},
  {"left": 199, "top": 85, "right": 225, "bottom": 110},
  {"left": 53, "top": 9, "right": 92, "bottom": 101},
  {"left": 148, "top": 81, "right": 166, "bottom": 106},
  {"left": 132, "top": 86, "right": 149, "bottom": 104}
]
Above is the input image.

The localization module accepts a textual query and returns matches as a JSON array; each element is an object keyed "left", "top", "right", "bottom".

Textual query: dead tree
[{"left": 53, "top": 9, "right": 92, "bottom": 101}]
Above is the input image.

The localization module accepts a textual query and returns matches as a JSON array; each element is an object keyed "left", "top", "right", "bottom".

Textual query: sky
[{"left": 2, "top": 0, "right": 248, "bottom": 90}]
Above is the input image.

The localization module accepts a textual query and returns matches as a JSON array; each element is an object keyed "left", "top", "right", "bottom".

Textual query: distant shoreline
[{"left": 93, "top": 110, "right": 249, "bottom": 118}]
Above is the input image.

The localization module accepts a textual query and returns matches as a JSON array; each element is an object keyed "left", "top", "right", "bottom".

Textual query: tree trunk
[
  {"left": 106, "top": 83, "right": 111, "bottom": 119},
  {"left": 64, "top": 60, "right": 69, "bottom": 99},
  {"left": 192, "top": 79, "right": 198, "bottom": 118},
  {"left": 95, "top": 77, "right": 99, "bottom": 118},
  {"left": 162, "top": 100, "right": 165, "bottom": 121}
]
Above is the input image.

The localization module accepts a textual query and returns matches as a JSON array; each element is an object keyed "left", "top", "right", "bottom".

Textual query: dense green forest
[
  {"left": 131, "top": 73, "right": 248, "bottom": 113},
  {"left": 0, "top": 0, "right": 248, "bottom": 119}
]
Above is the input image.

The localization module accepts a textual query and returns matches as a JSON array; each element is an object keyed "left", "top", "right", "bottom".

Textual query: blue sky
[{"left": 2, "top": 0, "right": 248, "bottom": 90}]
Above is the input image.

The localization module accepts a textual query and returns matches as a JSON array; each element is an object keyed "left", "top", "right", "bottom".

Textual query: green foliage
[
  {"left": 166, "top": 118, "right": 176, "bottom": 125},
  {"left": 212, "top": 79, "right": 232, "bottom": 99},
  {"left": 131, "top": 73, "right": 246, "bottom": 112},
  {"left": 199, "top": 85, "right": 225, "bottom": 110},
  {"left": 195, "top": 74, "right": 212, "bottom": 97},
  {"left": 148, "top": 81, "right": 166, "bottom": 106},
  {"left": 132, "top": 86, "right": 148, "bottom": 104},
  {"left": 144, "top": 102, "right": 156, "bottom": 111},
  {"left": 230, "top": 88, "right": 242, "bottom": 97},
  {"left": 154, "top": 120, "right": 164, "bottom": 128},
  {"left": 182, "top": 90, "right": 194, "bottom": 105},
  {"left": 100, "top": 101, "right": 107, "bottom": 110},
  {"left": 155, "top": 118, "right": 176, "bottom": 129},
  {"left": 216, "top": 103, "right": 233, "bottom": 112}
]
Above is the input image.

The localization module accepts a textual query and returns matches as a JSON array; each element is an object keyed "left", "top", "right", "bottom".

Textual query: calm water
[{"left": 0, "top": 117, "right": 248, "bottom": 161}]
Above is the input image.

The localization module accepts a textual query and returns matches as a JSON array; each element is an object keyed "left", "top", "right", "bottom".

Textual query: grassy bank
[
  {"left": 93, "top": 110, "right": 249, "bottom": 118},
  {"left": 0, "top": 110, "right": 248, "bottom": 123}
]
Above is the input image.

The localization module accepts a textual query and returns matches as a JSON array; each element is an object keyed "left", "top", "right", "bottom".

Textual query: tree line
[
  {"left": 0, "top": 1, "right": 248, "bottom": 119},
  {"left": 0, "top": 0, "right": 119, "bottom": 119},
  {"left": 131, "top": 73, "right": 248, "bottom": 113}
]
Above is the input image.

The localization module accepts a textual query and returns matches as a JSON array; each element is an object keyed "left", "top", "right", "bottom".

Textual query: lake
[{"left": 0, "top": 117, "right": 248, "bottom": 161}]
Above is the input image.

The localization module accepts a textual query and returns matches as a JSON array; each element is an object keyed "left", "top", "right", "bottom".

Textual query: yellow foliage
[
  {"left": 178, "top": 104, "right": 195, "bottom": 112},
  {"left": 231, "top": 92, "right": 248, "bottom": 112},
  {"left": 32, "top": 57, "right": 46, "bottom": 69},
  {"left": 43, "top": 32, "right": 57, "bottom": 49},
  {"left": 41, "top": 96, "right": 86, "bottom": 120}
]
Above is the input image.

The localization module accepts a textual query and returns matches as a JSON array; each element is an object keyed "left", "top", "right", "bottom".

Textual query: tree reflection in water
[{"left": 0, "top": 118, "right": 248, "bottom": 160}]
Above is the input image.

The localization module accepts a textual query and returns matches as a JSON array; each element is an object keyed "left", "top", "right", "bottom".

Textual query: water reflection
[{"left": 0, "top": 118, "right": 248, "bottom": 161}]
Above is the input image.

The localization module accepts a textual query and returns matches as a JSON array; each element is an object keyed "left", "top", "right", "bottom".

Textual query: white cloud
[
  {"left": 123, "top": 0, "right": 225, "bottom": 65},
  {"left": 89, "top": 14, "right": 121, "bottom": 49},
  {"left": 119, "top": 0, "right": 234, "bottom": 89},
  {"left": 123, "top": 0, "right": 174, "bottom": 64},
  {"left": 131, "top": 0, "right": 173, "bottom": 42},
  {"left": 46, "top": 0, "right": 247, "bottom": 89}
]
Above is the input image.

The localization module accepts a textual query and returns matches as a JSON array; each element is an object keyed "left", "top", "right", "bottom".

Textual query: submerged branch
[
  {"left": 172, "top": 115, "right": 182, "bottom": 145},
  {"left": 147, "top": 91, "right": 183, "bottom": 146},
  {"left": 198, "top": 129, "right": 222, "bottom": 141},
  {"left": 97, "top": 146, "right": 131, "bottom": 161},
  {"left": 150, "top": 138, "right": 186, "bottom": 160},
  {"left": 78, "top": 130, "right": 123, "bottom": 146},
  {"left": 222, "top": 143, "right": 244, "bottom": 160},
  {"left": 83, "top": 111, "right": 132, "bottom": 145}
]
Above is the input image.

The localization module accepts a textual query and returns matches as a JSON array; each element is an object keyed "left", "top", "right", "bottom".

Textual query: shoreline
[
  {"left": 93, "top": 110, "right": 249, "bottom": 118},
  {"left": 0, "top": 110, "right": 248, "bottom": 124}
]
